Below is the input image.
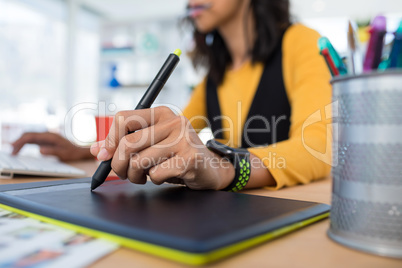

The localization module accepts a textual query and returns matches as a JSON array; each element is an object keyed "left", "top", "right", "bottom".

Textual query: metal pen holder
[{"left": 328, "top": 71, "right": 402, "bottom": 258}]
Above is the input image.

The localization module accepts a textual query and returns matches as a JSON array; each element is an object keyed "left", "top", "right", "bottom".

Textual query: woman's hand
[
  {"left": 90, "top": 106, "right": 235, "bottom": 190},
  {"left": 12, "top": 132, "right": 93, "bottom": 161}
]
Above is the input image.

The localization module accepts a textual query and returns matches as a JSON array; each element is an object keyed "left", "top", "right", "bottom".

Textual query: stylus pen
[{"left": 91, "top": 49, "right": 181, "bottom": 191}]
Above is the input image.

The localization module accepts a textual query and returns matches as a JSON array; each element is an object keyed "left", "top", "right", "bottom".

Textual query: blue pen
[{"left": 388, "top": 19, "right": 402, "bottom": 68}]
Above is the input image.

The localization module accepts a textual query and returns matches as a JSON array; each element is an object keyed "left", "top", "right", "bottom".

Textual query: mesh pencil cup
[{"left": 328, "top": 70, "right": 402, "bottom": 258}]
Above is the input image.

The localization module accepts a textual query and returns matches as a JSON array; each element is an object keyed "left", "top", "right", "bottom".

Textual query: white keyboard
[{"left": 0, "top": 152, "right": 86, "bottom": 179}]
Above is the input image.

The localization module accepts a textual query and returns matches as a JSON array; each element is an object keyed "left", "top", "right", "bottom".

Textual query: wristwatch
[{"left": 205, "top": 140, "right": 251, "bottom": 192}]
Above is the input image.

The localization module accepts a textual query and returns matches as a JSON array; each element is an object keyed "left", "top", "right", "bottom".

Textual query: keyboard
[{"left": 0, "top": 152, "right": 86, "bottom": 179}]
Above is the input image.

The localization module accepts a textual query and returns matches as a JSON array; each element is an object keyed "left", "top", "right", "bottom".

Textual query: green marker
[
  {"left": 91, "top": 49, "right": 182, "bottom": 191},
  {"left": 379, "top": 20, "right": 402, "bottom": 70},
  {"left": 318, "top": 37, "right": 348, "bottom": 75}
]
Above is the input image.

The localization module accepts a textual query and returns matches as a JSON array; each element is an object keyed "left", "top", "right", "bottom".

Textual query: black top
[{"left": 206, "top": 35, "right": 291, "bottom": 148}]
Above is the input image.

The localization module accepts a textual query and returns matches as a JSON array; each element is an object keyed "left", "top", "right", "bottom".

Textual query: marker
[
  {"left": 91, "top": 49, "right": 182, "bottom": 191},
  {"left": 363, "top": 15, "right": 387, "bottom": 71},
  {"left": 388, "top": 19, "right": 402, "bottom": 69},
  {"left": 347, "top": 20, "right": 363, "bottom": 74},
  {"left": 321, "top": 48, "right": 339, "bottom": 76},
  {"left": 318, "top": 37, "right": 347, "bottom": 76}
]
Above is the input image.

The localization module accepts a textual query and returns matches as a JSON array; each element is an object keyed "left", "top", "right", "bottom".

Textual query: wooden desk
[{"left": 1, "top": 160, "right": 401, "bottom": 268}]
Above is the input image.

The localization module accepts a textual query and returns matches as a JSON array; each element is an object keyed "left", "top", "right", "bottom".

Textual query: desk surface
[{"left": 1, "top": 160, "right": 401, "bottom": 268}]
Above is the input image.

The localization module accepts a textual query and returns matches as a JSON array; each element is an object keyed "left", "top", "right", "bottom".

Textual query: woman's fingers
[
  {"left": 110, "top": 116, "right": 188, "bottom": 179},
  {"left": 102, "top": 107, "right": 175, "bottom": 158},
  {"left": 89, "top": 106, "right": 209, "bottom": 187},
  {"left": 12, "top": 132, "right": 60, "bottom": 155},
  {"left": 90, "top": 140, "right": 105, "bottom": 159},
  {"left": 124, "top": 144, "right": 181, "bottom": 184},
  {"left": 148, "top": 155, "right": 189, "bottom": 185},
  {"left": 39, "top": 145, "right": 58, "bottom": 156}
]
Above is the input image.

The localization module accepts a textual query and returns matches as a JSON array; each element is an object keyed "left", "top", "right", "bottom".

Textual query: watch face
[{"left": 206, "top": 140, "right": 233, "bottom": 157}]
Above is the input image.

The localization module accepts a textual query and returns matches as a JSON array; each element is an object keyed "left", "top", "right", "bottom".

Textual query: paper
[{"left": 0, "top": 207, "right": 118, "bottom": 268}]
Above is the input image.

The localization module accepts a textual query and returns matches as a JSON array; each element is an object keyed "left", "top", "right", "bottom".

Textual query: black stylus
[{"left": 91, "top": 49, "right": 181, "bottom": 190}]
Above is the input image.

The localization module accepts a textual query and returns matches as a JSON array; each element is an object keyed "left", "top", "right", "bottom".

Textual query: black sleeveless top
[{"left": 206, "top": 37, "right": 291, "bottom": 148}]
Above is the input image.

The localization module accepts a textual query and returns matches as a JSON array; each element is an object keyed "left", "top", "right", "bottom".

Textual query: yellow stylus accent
[{"left": 173, "top": 48, "right": 182, "bottom": 57}]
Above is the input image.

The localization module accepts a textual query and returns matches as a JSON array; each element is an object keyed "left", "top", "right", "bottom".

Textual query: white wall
[
  {"left": 80, "top": 0, "right": 402, "bottom": 22},
  {"left": 291, "top": 0, "right": 402, "bottom": 20}
]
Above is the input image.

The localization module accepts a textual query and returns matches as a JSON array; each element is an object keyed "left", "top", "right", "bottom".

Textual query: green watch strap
[
  {"left": 205, "top": 139, "right": 251, "bottom": 192},
  {"left": 222, "top": 153, "right": 251, "bottom": 192}
]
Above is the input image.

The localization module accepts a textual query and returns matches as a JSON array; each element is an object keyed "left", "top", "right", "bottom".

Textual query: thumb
[
  {"left": 96, "top": 146, "right": 113, "bottom": 161},
  {"left": 93, "top": 140, "right": 113, "bottom": 161}
]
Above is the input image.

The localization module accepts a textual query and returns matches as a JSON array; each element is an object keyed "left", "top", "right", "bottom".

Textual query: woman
[{"left": 12, "top": 0, "right": 332, "bottom": 190}]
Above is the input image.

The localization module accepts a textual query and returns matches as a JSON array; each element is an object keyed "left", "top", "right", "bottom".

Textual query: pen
[
  {"left": 363, "top": 15, "right": 387, "bottom": 71},
  {"left": 91, "top": 49, "right": 182, "bottom": 191},
  {"left": 347, "top": 20, "right": 362, "bottom": 75},
  {"left": 318, "top": 37, "right": 347, "bottom": 76},
  {"left": 320, "top": 48, "right": 339, "bottom": 76},
  {"left": 388, "top": 19, "right": 402, "bottom": 69}
]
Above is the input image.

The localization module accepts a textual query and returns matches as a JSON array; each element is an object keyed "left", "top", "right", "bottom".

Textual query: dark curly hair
[{"left": 187, "top": 0, "right": 291, "bottom": 85}]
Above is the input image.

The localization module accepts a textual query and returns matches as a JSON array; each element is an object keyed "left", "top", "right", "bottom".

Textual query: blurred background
[{"left": 0, "top": 0, "right": 401, "bottom": 150}]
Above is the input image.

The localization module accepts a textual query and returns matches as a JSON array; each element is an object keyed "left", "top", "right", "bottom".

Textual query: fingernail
[
  {"left": 149, "top": 167, "right": 157, "bottom": 174},
  {"left": 97, "top": 148, "right": 111, "bottom": 161}
]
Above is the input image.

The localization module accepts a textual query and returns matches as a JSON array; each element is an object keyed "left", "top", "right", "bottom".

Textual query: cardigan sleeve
[
  {"left": 248, "top": 24, "right": 333, "bottom": 190},
  {"left": 181, "top": 78, "right": 208, "bottom": 132}
]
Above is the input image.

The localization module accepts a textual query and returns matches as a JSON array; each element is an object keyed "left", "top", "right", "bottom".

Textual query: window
[{"left": 0, "top": 0, "right": 100, "bottom": 150}]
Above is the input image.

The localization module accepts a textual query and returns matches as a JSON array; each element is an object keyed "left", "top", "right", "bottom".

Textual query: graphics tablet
[{"left": 0, "top": 178, "right": 330, "bottom": 265}]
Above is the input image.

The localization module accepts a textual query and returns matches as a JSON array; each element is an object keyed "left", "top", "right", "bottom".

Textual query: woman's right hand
[{"left": 90, "top": 106, "right": 235, "bottom": 190}]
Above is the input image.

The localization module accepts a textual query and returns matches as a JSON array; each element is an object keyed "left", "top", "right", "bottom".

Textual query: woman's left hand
[{"left": 90, "top": 106, "right": 235, "bottom": 190}]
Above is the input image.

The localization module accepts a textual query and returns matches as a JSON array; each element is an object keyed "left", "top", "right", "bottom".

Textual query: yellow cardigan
[{"left": 182, "top": 24, "right": 332, "bottom": 190}]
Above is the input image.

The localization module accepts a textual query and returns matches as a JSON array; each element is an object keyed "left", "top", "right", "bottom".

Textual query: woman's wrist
[
  {"left": 244, "top": 154, "right": 276, "bottom": 189},
  {"left": 206, "top": 151, "right": 235, "bottom": 190}
]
